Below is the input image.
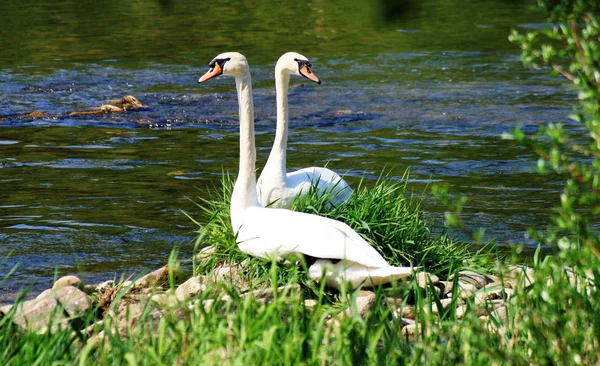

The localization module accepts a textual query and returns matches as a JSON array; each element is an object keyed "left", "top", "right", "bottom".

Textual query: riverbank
[
  {"left": 1, "top": 246, "right": 597, "bottom": 364},
  {"left": 2, "top": 179, "right": 598, "bottom": 364}
]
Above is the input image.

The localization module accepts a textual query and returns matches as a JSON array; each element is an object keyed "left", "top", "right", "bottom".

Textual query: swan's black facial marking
[
  {"left": 295, "top": 58, "right": 321, "bottom": 84},
  {"left": 208, "top": 57, "right": 231, "bottom": 76},
  {"left": 199, "top": 57, "right": 231, "bottom": 83},
  {"left": 294, "top": 58, "right": 312, "bottom": 71}
]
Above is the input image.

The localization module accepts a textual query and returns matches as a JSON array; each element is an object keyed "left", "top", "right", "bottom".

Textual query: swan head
[
  {"left": 198, "top": 52, "right": 249, "bottom": 82},
  {"left": 276, "top": 52, "right": 321, "bottom": 84}
]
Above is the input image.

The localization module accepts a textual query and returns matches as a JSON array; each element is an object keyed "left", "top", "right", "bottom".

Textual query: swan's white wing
[
  {"left": 288, "top": 167, "right": 342, "bottom": 183},
  {"left": 287, "top": 167, "right": 348, "bottom": 190},
  {"left": 236, "top": 206, "right": 388, "bottom": 268},
  {"left": 258, "top": 166, "right": 352, "bottom": 208},
  {"left": 286, "top": 167, "right": 352, "bottom": 206}
]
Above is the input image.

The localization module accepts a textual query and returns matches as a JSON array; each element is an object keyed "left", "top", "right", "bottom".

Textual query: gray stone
[
  {"left": 94, "top": 280, "right": 115, "bottom": 292},
  {"left": 437, "top": 281, "right": 455, "bottom": 297},
  {"left": 490, "top": 306, "right": 508, "bottom": 324},
  {"left": 176, "top": 276, "right": 208, "bottom": 301},
  {"left": 0, "top": 303, "right": 12, "bottom": 316},
  {"left": 455, "top": 304, "right": 468, "bottom": 320},
  {"left": 151, "top": 293, "right": 179, "bottom": 309},
  {"left": 7, "top": 286, "right": 90, "bottom": 333},
  {"left": 196, "top": 245, "right": 218, "bottom": 262},
  {"left": 401, "top": 324, "right": 417, "bottom": 340},
  {"left": 448, "top": 282, "right": 478, "bottom": 300},
  {"left": 430, "top": 298, "right": 454, "bottom": 314},
  {"left": 114, "top": 294, "right": 162, "bottom": 333},
  {"left": 303, "top": 299, "right": 318, "bottom": 308},
  {"left": 396, "top": 305, "right": 416, "bottom": 320},
  {"left": 452, "top": 270, "right": 493, "bottom": 289},
  {"left": 52, "top": 275, "right": 82, "bottom": 290},
  {"left": 415, "top": 272, "right": 440, "bottom": 288},
  {"left": 142, "top": 287, "right": 165, "bottom": 295},
  {"left": 353, "top": 290, "right": 376, "bottom": 317},
  {"left": 212, "top": 264, "right": 250, "bottom": 292},
  {"left": 132, "top": 266, "right": 170, "bottom": 290}
]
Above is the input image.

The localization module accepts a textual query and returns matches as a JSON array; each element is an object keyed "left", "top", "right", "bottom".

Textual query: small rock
[
  {"left": 396, "top": 305, "right": 416, "bottom": 320},
  {"left": 431, "top": 298, "right": 454, "bottom": 314},
  {"left": 94, "top": 280, "right": 114, "bottom": 291},
  {"left": 8, "top": 286, "right": 90, "bottom": 333},
  {"left": 437, "top": 281, "right": 455, "bottom": 297},
  {"left": 490, "top": 306, "right": 508, "bottom": 324},
  {"left": 176, "top": 276, "right": 208, "bottom": 301},
  {"left": 401, "top": 324, "right": 417, "bottom": 339},
  {"left": 114, "top": 294, "right": 162, "bottom": 333},
  {"left": 353, "top": 290, "right": 376, "bottom": 317},
  {"left": 415, "top": 272, "right": 440, "bottom": 288},
  {"left": 132, "top": 266, "right": 171, "bottom": 290},
  {"left": 303, "top": 299, "right": 318, "bottom": 308},
  {"left": 0, "top": 303, "right": 12, "bottom": 315},
  {"left": 213, "top": 264, "right": 250, "bottom": 292},
  {"left": 86, "top": 330, "right": 107, "bottom": 350},
  {"left": 451, "top": 270, "right": 492, "bottom": 289},
  {"left": 142, "top": 287, "right": 164, "bottom": 295},
  {"left": 473, "top": 287, "right": 506, "bottom": 305},
  {"left": 200, "top": 299, "right": 216, "bottom": 312},
  {"left": 504, "top": 279, "right": 518, "bottom": 289},
  {"left": 151, "top": 293, "right": 179, "bottom": 309},
  {"left": 196, "top": 246, "right": 218, "bottom": 262},
  {"left": 449, "top": 282, "right": 478, "bottom": 300},
  {"left": 455, "top": 304, "right": 468, "bottom": 320},
  {"left": 53, "top": 275, "right": 82, "bottom": 290}
]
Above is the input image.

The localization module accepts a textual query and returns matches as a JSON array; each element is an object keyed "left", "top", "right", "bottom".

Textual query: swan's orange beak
[
  {"left": 198, "top": 62, "right": 223, "bottom": 83},
  {"left": 299, "top": 65, "right": 321, "bottom": 84}
]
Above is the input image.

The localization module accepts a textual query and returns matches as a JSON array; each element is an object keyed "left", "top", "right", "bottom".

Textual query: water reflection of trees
[{"left": 0, "top": 0, "right": 542, "bottom": 69}]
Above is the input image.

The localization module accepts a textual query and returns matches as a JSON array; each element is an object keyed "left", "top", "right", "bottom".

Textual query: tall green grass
[
  {"left": 2, "top": 247, "right": 597, "bottom": 365},
  {"left": 292, "top": 173, "right": 479, "bottom": 275},
  {"left": 189, "top": 172, "right": 482, "bottom": 282}
]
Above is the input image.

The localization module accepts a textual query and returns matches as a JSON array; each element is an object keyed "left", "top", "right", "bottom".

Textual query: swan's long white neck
[
  {"left": 231, "top": 70, "right": 260, "bottom": 228},
  {"left": 262, "top": 70, "right": 291, "bottom": 182}
]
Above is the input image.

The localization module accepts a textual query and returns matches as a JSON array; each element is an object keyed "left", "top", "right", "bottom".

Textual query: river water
[{"left": 0, "top": 0, "right": 574, "bottom": 298}]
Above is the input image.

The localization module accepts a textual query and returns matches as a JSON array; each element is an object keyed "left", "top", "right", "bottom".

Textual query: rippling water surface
[{"left": 0, "top": 0, "right": 574, "bottom": 298}]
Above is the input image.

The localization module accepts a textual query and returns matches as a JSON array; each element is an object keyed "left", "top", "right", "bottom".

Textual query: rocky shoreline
[{"left": 0, "top": 247, "right": 583, "bottom": 342}]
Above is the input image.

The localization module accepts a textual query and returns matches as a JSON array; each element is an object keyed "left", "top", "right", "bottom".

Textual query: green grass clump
[
  {"left": 293, "top": 173, "right": 479, "bottom": 276},
  {"left": 190, "top": 172, "right": 482, "bottom": 284}
]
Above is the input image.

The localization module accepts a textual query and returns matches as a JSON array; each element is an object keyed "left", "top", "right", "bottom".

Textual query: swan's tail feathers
[
  {"left": 308, "top": 259, "right": 415, "bottom": 290},
  {"left": 361, "top": 266, "right": 414, "bottom": 287}
]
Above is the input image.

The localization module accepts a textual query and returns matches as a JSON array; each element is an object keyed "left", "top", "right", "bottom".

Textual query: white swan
[
  {"left": 256, "top": 52, "right": 352, "bottom": 209},
  {"left": 198, "top": 52, "right": 414, "bottom": 289}
]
